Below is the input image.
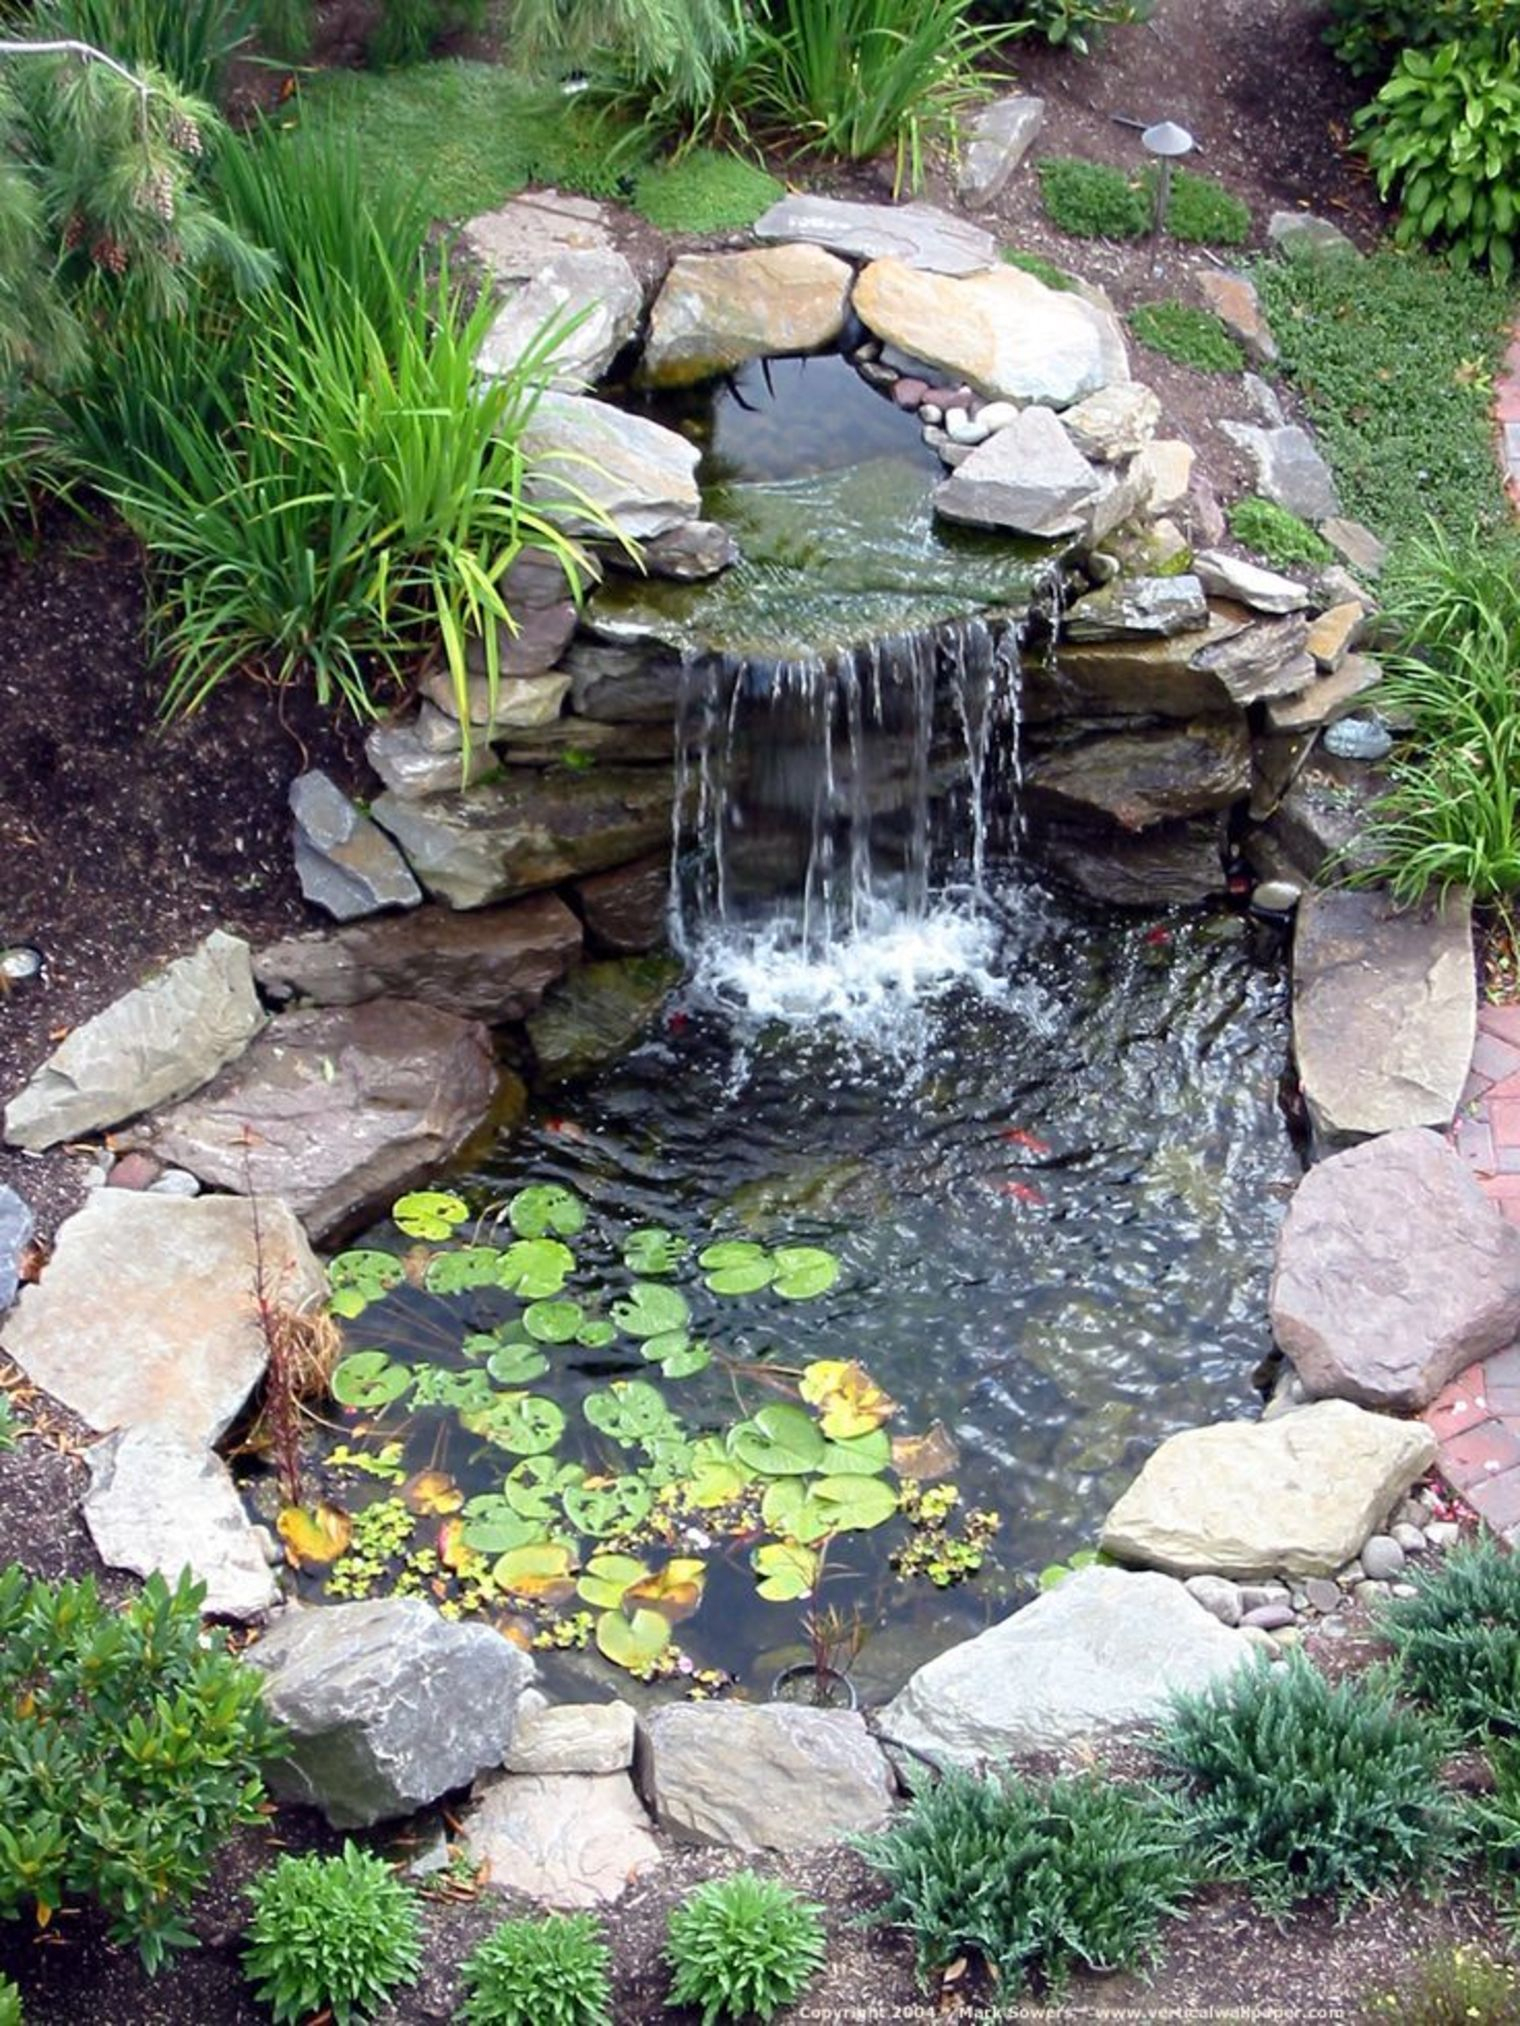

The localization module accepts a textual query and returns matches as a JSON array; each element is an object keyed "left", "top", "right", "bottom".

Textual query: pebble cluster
[{"left": 851, "top": 339, "right": 1019, "bottom": 466}]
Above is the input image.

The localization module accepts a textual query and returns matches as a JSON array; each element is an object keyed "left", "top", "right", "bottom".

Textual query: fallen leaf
[{"left": 277, "top": 1502, "right": 352, "bottom": 1567}]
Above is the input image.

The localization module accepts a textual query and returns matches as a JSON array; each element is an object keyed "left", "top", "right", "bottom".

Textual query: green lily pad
[
  {"left": 423, "top": 1246, "right": 505, "bottom": 1295},
  {"left": 595, "top": 1605, "right": 672, "bottom": 1672},
  {"left": 459, "top": 1495, "right": 546, "bottom": 1555},
  {"left": 497, "top": 1238, "right": 575, "bottom": 1299},
  {"left": 808, "top": 1474, "right": 899, "bottom": 1533},
  {"left": 753, "top": 1539, "right": 820, "bottom": 1602},
  {"left": 393, "top": 1189, "right": 471, "bottom": 1240},
  {"left": 508, "top": 1184, "right": 587, "bottom": 1239},
  {"left": 330, "top": 1351, "right": 412, "bottom": 1409},
  {"left": 462, "top": 1394, "right": 567, "bottom": 1456},
  {"left": 504, "top": 1455, "right": 586, "bottom": 1522},
  {"left": 327, "top": 1249, "right": 404, "bottom": 1318},
  {"left": 563, "top": 1474, "right": 655, "bottom": 1537},
  {"left": 523, "top": 1298, "right": 585, "bottom": 1344},
  {"left": 687, "top": 1455, "right": 750, "bottom": 1508},
  {"left": 610, "top": 1282, "right": 691, "bottom": 1341},
  {"left": 760, "top": 1477, "right": 816, "bottom": 1541},
  {"left": 640, "top": 1434, "right": 696, "bottom": 1485},
  {"left": 818, "top": 1428, "right": 893, "bottom": 1476},
  {"left": 485, "top": 1341, "right": 549, "bottom": 1385},
  {"left": 410, "top": 1365, "right": 495, "bottom": 1411},
  {"left": 576, "top": 1317, "right": 618, "bottom": 1349},
  {"left": 772, "top": 1245, "right": 840, "bottom": 1300},
  {"left": 641, "top": 1330, "right": 711, "bottom": 1379},
  {"left": 493, "top": 1540, "right": 577, "bottom": 1599},
  {"left": 700, "top": 1239, "right": 774, "bottom": 1296},
  {"left": 583, "top": 1380, "right": 674, "bottom": 1447},
  {"left": 577, "top": 1552, "right": 649, "bottom": 1610},
  {"left": 728, "top": 1403, "right": 826, "bottom": 1477},
  {"left": 623, "top": 1227, "right": 689, "bottom": 1275}
]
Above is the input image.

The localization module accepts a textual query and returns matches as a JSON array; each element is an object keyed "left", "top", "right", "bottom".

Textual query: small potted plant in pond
[{"left": 767, "top": 1539, "right": 866, "bottom": 1709}]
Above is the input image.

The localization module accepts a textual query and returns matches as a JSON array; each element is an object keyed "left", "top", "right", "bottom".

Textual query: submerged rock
[
  {"left": 248, "top": 1598, "right": 535, "bottom": 1828},
  {"left": 1271, "top": 1129, "right": 1520, "bottom": 1412},
  {"left": 3, "top": 930, "right": 264, "bottom": 1152},
  {"left": 1100, "top": 1400, "right": 1437, "bottom": 1577},
  {"left": 1, "top": 1191, "right": 324, "bottom": 1445},
  {"left": 527, "top": 956, "right": 681, "bottom": 1082}
]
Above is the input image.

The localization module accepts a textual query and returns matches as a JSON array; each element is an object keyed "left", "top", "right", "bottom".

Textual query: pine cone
[
  {"left": 91, "top": 235, "right": 128, "bottom": 276},
  {"left": 167, "top": 112, "right": 203, "bottom": 157}
]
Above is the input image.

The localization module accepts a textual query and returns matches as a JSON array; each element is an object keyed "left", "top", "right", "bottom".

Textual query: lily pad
[
  {"left": 809, "top": 1474, "right": 899, "bottom": 1534},
  {"left": 485, "top": 1341, "right": 550, "bottom": 1386},
  {"left": 686, "top": 1454, "right": 750, "bottom": 1508},
  {"left": 492, "top": 1541, "right": 578, "bottom": 1601},
  {"left": 404, "top": 1469, "right": 462, "bottom": 1516},
  {"left": 330, "top": 1351, "right": 412, "bottom": 1410},
  {"left": 523, "top": 1298, "right": 585, "bottom": 1344},
  {"left": 504, "top": 1455, "right": 586, "bottom": 1522},
  {"left": 460, "top": 1494, "right": 546, "bottom": 1555},
  {"left": 596, "top": 1605, "right": 673, "bottom": 1672},
  {"left": 610, "top": 1282, "right": 690, "bottom": 1341},
  {"left": 799, "top": 1359, "right": 895, "bottom": 1439},
  {"left": 818, "top": 1428, "right": 893, "bottom": 1476},
  {"left": 576, "top": 1317, "right": 618, "bottom": 1349},
  {"left": 641, "top": 1330, "right": 711, "bottom": 1379},
  {"left": 508, "top": 1184, "right": 587, "bottom": 1240},
  {"left": 728, "top": 1403, "right": 826, "bottom": 1477},
  {"left": 423, "top": 1246, "right": 505, "bottom": 1295},
  {"left": 498, "top": 1238, "right": 575, "bottom": 1299},
  {"left": 583, "top": 1380, "right": 674, "bottom": 1447},
  {"left": 327, "top": 1249, "right": 404, "bottom": 1319},
  {"left": 563, "top": 1474, "right": 655, "bottom": 1537},
  {"left": 625, "top": 1557, "right": 706, "bottom": 1622},
  {"left": 623, "top": 1227, "right": 689, "bottom": 1276},
  {"left": 393, "top": 1189, "right": 471, "bottom": 1241},
  {"left": 410, "top": 1365, "right": 495, "bottom": 1411},
  {"left": 277, "top": 1502, "right": 352, "bottom": 1567},
  {"left": 753, "top": 1539, "right": 819, "bottom": 1602},
  {"left": 462, "top": 1394, "right": 567, "bottom": 1456},
  {"left": 772, "top": 1245, "right": 840, "bottom": 1300},
  {"left": 577, "top": 1552, "right": 649, "bottom": 1610},
  {"left": 700, "top": 1239, "right": 774, "bottom": 1296}
]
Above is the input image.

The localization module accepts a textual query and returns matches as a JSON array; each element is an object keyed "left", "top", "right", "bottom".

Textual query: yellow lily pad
[
  {"left": 799, "top": 1359, "right": 896, "bottom": 1439},
  {"left": 277, "top": 1502, "right": 352, "bottom": 1567}
]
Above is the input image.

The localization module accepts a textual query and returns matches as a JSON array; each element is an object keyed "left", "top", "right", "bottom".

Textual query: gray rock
[
  {"left": 1023, "top": 612, "right": 1241, "bottom": 722},
  {"left": 4, "top": 931, "right": 264, "bottom": 1152},
  {"left": 754, "top": 194, "right": 998, "bottom": 275},
  {"left": 290, "top": 771, "right": 421, "bottom": 922},
  {"left": 572, "top": 855, "right": 671, "bottom": 956},
  {"left": 1265, "top": 653, "right": 1382, "bottom": 733},
  {"left": 1060, "top": 383, "right": 1161, "bottom": 463},
  {"left": 1221, "top": 422, "right": 1341, "bottom": 523},
  {"left": 1252, "top": 879, "right": 1302, "bottom": 913},
  {"left": 255, "top": 895, "right": 582, "bottom": 1024},
  {"left": 1361, "top": 1534, "right": 1406, "bottom": 1581},
  {"left": 1132, "top": 438, "right": 1195, "bottom": 515},
  {"left": 563, "top": 639, "right": 687, "bottom": 723},
  {"left": 642, "top": 245, "right": 853, "bottom": 386},
  {"left": 1185, "top": 1573, "right": 1243, "bottom": 1626},
  {"left": 933, "top": 405, "right": 1101, "bottom": 537},
  {"left": 364, "top": 718, "right": 495, "bottom": 801},
  {"left": 419, "top": 668, "right": 573, "bottom": 733},
  {"left": 1264, "top": 756, "right": 1388, "bottom": 883},
  {"left": 637, "top": 521, "right": 738, "bottom": 580},
  {"left": 1087, "top": 461, "right": 1153, "bottom": 545},
  {"left": 1321, "top": 517, "right": 1388, "bottom": 577},
  {"left": 82, "top": 1427, "right": 278, "bottom": 1621},
  {"left": 248, "top": 1598, "right": 535, "bottom": 1828},
  {"left": 1190, "top": 617, "right": 1314, "bottom": 707},
  {"left": 1198, "top": 271, "right": 1278, "bottom": 366},
  {"left": 856, "top": 261, "right": 1128, "bottom": 408},
  {"left": 879, "top": 1566, "right": 1250, "bottom": 1766},
  {"left": 0, "top": 1186, "right": 33, "bottom": 1313},
  {"left": 149, "top": 1168, "right": 201, "bottom": 1197},
  {"left": 521, "top": 393, "right": 701, "bottom": 543},
  {"left": 1101, "top": 1400, "right": 1437, "bottom": 1578},
  {"left": 503, "top": 1694, "right": 636, "bottom": 1775},
  {"left": 1305, "top": 1577, "right": 1343, "bottom": 1613},
  {"left": 1272, "top": 1128, "right": 1520, "bottom": 1412},
  {"left": 1269, "top": 211, "right": 1361, "bottom": 262},
  {"left": 129, "top": 1000, "right": 499, "bottom": 1244},
  {"left": 1192, "top": 550, "right": 1308, "bottom": 614},
  {"left": 1026, "top": 720, "right": 1252, "bottom": 831},
  {"left": 641, "top": 1702, "right": 894, "bottom": 1851},
  {"left": 1323, "top": 713, "right": 1393, "bottom": 760},
  {"left": 1062, "top": 575, "right": 1209, "bottom": 641},
  {"left": 1035, "top": 821, "right": 1225, "bottom": 907},
  {"left": 528, "top": 956, "right": 680, "bottom": 1083},
  {"left": 466, "top": 603, "right": 581, "bottom": 681},
  {"left": 1291, "top": 892, "right": 1475, "bottom": 1145},
  {"left": 1238, "top": 1583, "right": 1289, "bottom": 1612},
  {"left": 958, "top": 94, "right": 1045, "bottom": 206},
  {"left": 464, "top": 1770, "right": 659, "bottom": 1907},
  {"left": 1239, "top": 372, "right": 1286, "bottom": 427},
  {"left": 372, "top": 769, "right": 677, "bottom": 910},
  {"left": 1426, "top": 1520, "right": 1461, "bottom": 1550},
  {"left": 1, "top": 1191, "right": 324, "bottom": 1445},
  {"left": 1242, "top": 1603, "right": 1295, "bottom": 1631},
  {"left": 477, "top": 248, "right": 642, "bottom": 391}
]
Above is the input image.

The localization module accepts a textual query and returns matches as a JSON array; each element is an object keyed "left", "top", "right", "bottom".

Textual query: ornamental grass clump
[
  {"left": 664, "top": 1871, "right": 827, "bottom": 2024},
  {"left": 242, "top": 1841, "right": 422, "bottom": 2025},
  {"left": 1158, "top": 1654, "right": 1468, "bottom": 1918},
  {"left": 854, "top": 1764, "right": 1191, "bottom": 1997},
  {"left": 1377, "top": 1532, "right": 1520, "bottom": 1737},
  {"left": 458, "top": 1911, "right": 613, "bottom": 2026},
  {"left": 0, "top": 1566, "right": 282, "bottom": 1972}
]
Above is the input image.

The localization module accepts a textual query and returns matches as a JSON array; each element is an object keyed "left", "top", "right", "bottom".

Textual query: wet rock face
[{"left": 1024, "top": 719, "right": 1252, "bottom": 832}]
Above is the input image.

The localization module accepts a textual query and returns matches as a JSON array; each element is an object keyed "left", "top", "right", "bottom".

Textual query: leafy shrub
[
  {"left": 854, "top": 1766, "right": 1190, "bottom": 1996},
  {"left": 1159, "top": 164, "right": 1251, "bottom": 246},
  {"left": 0, "top": 1566, "right": 281, "bottom": 1972},
  {"left": 1002, "top": 247, "right": 1077, "bottom": 290},
  {"left": 1378, "top": 1532, "right": 1520, "bottom": 1735},
  {"left": 1228, "top": 496, "right": 1333, "bottom": 568},
  {"left": 1128, "top": 301, "right": 1244, "bottom": 372},
  {"left": 1362, "top": 1943, "right": 1520, "bottom": 2024},
  {"left": 1324, "top": 0, "right": 1507, "bottom": 80},
  {"left": 981, "top": 0, "right": 1155, "bottom": 56},
  {"left": 242, "top": 1842, "right": 422, "bottom": 2026},
  {"left": 458, "top": 1912, "right": 613, "bottom": 2026},
  {"left": 664, "top": 1871, "right": 827, "bottom": 2024},
  {"left": 1158, "top": 1654, "right": 1467, "bottom": 1917},
  {"left": 1358, "top": 30, "right": 1520, "bottom": 280},
  {"left": 1253, "top": 246, "right": 1510, "bottom": 553},
  {"left": 0, "top": 1973, "right": 19, "bottom": 2026},
  {"left": 1038, "top": 156, "right": 1149, "bottom": 238},
  {"left": 631, "top": 149, "right": 782, "bottom": 231},
  {"left": 368, "top": 0, "right": 486, "bottom": 69}
]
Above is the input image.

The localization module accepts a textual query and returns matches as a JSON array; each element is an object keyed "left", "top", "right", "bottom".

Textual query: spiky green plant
[
  {"left": 664, "top": 1872, "right": 827, "bottom": 2024},
  {"left": 1377, "top": 1532, "right": 1520, "bottom": 1736},
  {"left": 458, "top": 1912, "right": 613, "bottom": 2026},
  {"left": 242, "top": 1842, "right": 422, "bottom": 2026}
]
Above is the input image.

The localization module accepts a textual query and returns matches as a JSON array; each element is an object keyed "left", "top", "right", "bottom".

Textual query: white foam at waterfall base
[{"left": 682, "top": 891, "right": 1049, "bottom": 1058}]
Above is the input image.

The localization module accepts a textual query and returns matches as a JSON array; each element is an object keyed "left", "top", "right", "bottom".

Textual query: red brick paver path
[{"left": 1423, "top": 1003, "right": 1520, "bottom": 1537}]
